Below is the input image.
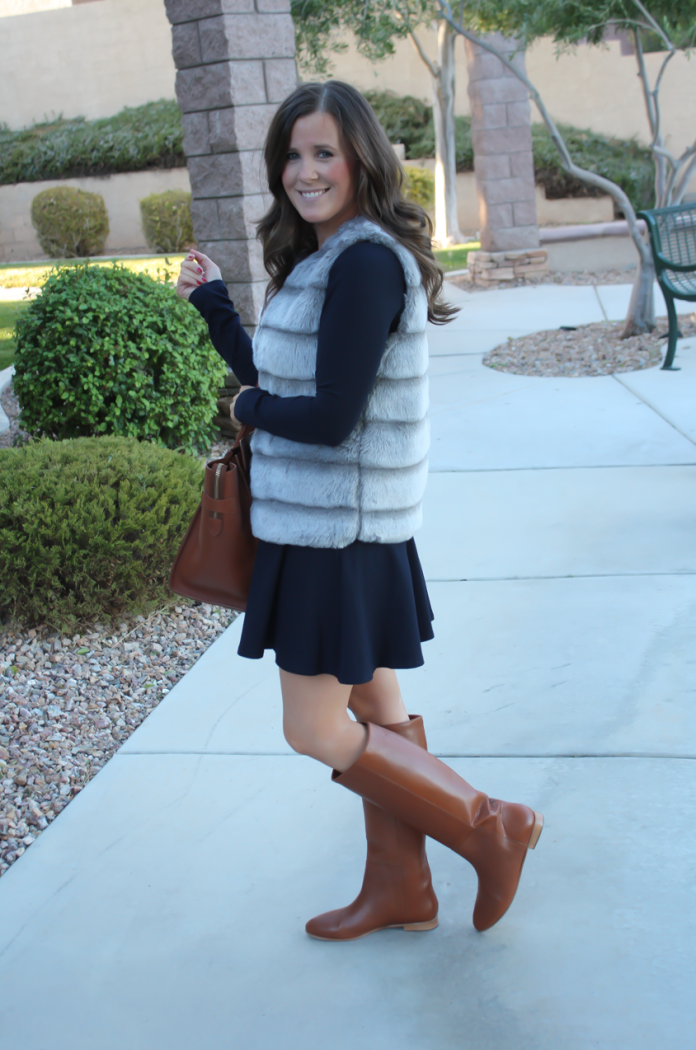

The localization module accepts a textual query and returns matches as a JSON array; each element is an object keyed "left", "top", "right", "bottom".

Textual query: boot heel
[
  {"left": 528, "top": 812, "right": 544, "bottom": 850},
  {"left": 403, "top": 916, "right": 439, "bottom": 932}
]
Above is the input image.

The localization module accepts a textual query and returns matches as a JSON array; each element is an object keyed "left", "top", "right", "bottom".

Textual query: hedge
[
  {"left": 0, "top": 436, "right": 203, "bottom": 629},
  {"left": 365, "top": 89, "right": 655, "bottom": 212},
  {"left": 0, "top": 100, "right": 185, "bottom": 186}
]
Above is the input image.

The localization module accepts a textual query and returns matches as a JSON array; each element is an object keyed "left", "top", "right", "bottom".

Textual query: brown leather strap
[{"left": 234, "top": 423, "right": 254, "bottom": 448}]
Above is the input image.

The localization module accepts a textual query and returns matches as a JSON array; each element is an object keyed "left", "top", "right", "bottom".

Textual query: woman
[{"left": 177, "top": 81, "right": 543, "bottom": 941}]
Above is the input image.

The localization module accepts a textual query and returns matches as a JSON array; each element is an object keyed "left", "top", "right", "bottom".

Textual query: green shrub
[
  {"left": 365, "top": 90, "right": 435, "bottom": 160},
  {"left": 0, "top": 100, "right": 184, "bottom": 186},
  {"left": 31, "top": 185, "right": 109, "bottom": 259},
  {"left": 13, "top": 264, "right": 226, "bottom": 452},
  {"left": 364, "top": 90, "right": 473, "bottom": 172},
  {"left": 403, "top": 164, "right": 435, "bottom": 210},
  {"left": 0, "top": 436, "right": 203, "bottom": 629},
  {"left": 531, "top": 122, "right": 654, "bottom": 212},
  {"left": 365, "top": 89, "right": 654, "bottom": 211},
  {"left": 140, "top": 190, "right": 194, "bottom": 253}
]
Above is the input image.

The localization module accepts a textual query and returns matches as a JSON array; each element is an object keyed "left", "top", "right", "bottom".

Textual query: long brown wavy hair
[{"left": 257, "top": 81, "right": 457, "bottom": 325}]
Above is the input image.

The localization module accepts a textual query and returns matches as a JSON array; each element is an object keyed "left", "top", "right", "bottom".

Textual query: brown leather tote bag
[{"left": 169, "top": 425, "right": 257, "bottom": 611}]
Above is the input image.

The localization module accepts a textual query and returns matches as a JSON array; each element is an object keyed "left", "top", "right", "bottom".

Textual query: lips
[{"left": 298, "top": 188, "right": 330, "bottom": 199}]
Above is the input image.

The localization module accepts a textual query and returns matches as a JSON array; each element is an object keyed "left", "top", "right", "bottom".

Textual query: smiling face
[{"left": 281, "top": 111, "right": 359, "bottom": 247}]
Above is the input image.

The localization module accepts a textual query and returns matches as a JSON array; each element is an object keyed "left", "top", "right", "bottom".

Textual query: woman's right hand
[{"left": 176, "top": 249, "right": 223, "bottom": 301}]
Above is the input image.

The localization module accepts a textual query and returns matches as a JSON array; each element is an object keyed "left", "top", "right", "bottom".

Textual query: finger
[{"left": 187, "top": 249, "right": 210, "bottom": 266}]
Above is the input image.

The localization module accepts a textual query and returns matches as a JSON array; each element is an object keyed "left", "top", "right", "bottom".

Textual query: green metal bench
[{"left": 638, "top": 200, "right": 696, "bottom": 370}]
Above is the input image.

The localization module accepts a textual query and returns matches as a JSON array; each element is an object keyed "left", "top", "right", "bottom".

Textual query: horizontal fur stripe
[
  {"left": 257, "top": 372, "right": 316, "bottom": 398},
  {"left": 251, "top": 450, "right": 360, "bottom": 509},
  {"left": 251, "top": 499, "right": 360, "bottom": 548},
  {"left": 365, "top": 376, "right": 429, "bottom": 422},
  {"left": 358, "top": 502, "right": 423, "bottom": 544},
  {"left": 251, "top": 427, "right": 362, "bottom": 464},
  {"left": 359, "top": 419, "right": 430, "bottom": 468},
  {"left": 359, "top": 458, "right": 429, "bottom": 512},
  {"left": 380, "top": 332, "right": 429, "bottom": 379}
]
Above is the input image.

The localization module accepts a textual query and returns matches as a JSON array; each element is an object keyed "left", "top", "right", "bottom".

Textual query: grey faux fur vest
[{"left": 249, "top": 216, "right": 429, "bottom": 548}]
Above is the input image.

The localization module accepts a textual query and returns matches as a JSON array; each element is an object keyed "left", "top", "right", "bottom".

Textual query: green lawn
[
  {"left": 433, "top": 242, "right": 480, "bottom": 272},
  {"left": 0, "top": 254, "right": 187, "bottom": 290},
  {"left": 0, "top": 300, "right": 31, "bottom": 371}
]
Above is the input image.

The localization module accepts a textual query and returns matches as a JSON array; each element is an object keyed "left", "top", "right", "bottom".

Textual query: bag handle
[
  {"left": 233, "top": 423, "right": 254, "bottom": 448},
  {"left": 212, "top": 424, "right": 254, "bottom": 470}
]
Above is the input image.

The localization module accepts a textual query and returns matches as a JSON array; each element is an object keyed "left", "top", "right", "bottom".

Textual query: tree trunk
[
  {"left": 623, "top": 246, "right": 656, "bottom": 337},
  {"left": 432, "top": 22, "right": 463, "bottom": 247}
]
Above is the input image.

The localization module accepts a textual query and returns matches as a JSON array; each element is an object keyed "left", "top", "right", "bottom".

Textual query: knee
[
  {"left": 283, "top": 716, "right": 313, "bottom": 757},
  {"left": 348, "top": 692, "right": 374, "bottom": 725}
]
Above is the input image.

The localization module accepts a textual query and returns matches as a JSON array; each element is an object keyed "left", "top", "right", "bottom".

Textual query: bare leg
[
  {"left": 348, "top": 667, "right": 409, "bottom": 727},
  {"left": 280, "top": 670, "right": 367, "bottom": 772}
]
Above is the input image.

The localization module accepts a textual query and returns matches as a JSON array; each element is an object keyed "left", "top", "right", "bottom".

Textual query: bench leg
[{"left": 661, "top": 292, "right": 680, "bottom": 370}]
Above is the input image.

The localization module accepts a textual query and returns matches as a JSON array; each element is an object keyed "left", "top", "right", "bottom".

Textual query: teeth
[{"left": 300, "top": 190, "right": 328, "bottom": 198}]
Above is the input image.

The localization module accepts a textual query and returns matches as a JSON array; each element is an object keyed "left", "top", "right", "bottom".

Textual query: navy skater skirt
[{"left": 237, "top": 538, "right": 435, "bottom": 685}]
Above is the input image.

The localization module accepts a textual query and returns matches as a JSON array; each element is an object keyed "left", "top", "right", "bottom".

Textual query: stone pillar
[
  {"left": 164, "top": 0, "right": 297, "bottom": 325},
  {"left": 465, "top": 34, "right": 547, "bottom": 284}
]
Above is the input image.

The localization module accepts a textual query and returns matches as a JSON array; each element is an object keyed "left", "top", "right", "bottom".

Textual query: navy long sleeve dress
[{"left": 190, "top": 241, "right": 433, "bottom": 684}]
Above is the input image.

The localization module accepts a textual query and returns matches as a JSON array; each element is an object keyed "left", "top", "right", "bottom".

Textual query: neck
[{"left": 314, "top": 202, "right": 360, "bottom": 248}]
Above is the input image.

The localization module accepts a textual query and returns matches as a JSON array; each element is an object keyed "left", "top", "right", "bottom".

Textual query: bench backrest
[{"left": 639, "top": 200, "right": 696, "bottom": 271}]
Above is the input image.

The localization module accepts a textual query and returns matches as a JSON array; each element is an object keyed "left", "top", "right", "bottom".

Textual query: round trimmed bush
[
  {"left": 403, "top": 165, "right": 435, "bottom": 210},
  {"left": 31, "top": 186, "right": 109, "bottom": 258},
  {"left": 0, "top": 436, "right": 204, "bottom": 629},
  {"left": 140, "top": 189, "right": 194, "bottom": 253},
  {"left": 13, "top": 263, "right": 226, "bottom": 452}
]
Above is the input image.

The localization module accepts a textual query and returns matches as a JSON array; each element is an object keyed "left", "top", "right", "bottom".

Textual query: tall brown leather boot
[
  {"left": 306, "top": 715, "right": 439, "bottom": 941},
  {"left": 333, "top": 722, "right": 543, "bottom": 932}
]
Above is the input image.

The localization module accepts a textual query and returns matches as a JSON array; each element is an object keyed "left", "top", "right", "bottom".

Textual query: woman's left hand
[{"left": 230, "top": 385, "right": 255, "bottom": 424}]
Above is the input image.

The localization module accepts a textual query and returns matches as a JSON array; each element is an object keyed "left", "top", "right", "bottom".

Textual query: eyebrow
[{"left": 288, "top": 142, "right": 337, "bottom": 150}]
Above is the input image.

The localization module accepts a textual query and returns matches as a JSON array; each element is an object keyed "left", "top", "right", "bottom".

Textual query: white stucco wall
[
  {"left": 0, "top": 167, "right": 191, "bottom": 261},
  {"left": 0, "top": 0, "right": 175, "bottom": 128},
  {"left": 0, "top": 1, "right": 71, "bottom": 15},
  {"left": 329, "top": 33, "right": 696, "bottom": 160}
]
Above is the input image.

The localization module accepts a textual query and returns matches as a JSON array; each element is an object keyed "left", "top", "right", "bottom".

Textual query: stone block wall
[
  {"left": 164, "top": 0, "right": 296, "bottom": 326},
  {"left": 467, "top": 247, "right": 548, "bottom": 285},
  {"left": 465, "top": 35, "right": 540, "bottom": 253}
]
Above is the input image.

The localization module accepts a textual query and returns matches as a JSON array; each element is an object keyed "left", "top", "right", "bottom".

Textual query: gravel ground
[
  {"left": 0, "top": 382, "right": 27, "bottom": 450},
  {"left": 448, "top": 267, "right": 638, "bottom": 292},
  {"left": 483, "top": 313, "right": 696, "bottom": 377},
  {"left": 0, "top": 604, "right": 236, "bottom": 878}
]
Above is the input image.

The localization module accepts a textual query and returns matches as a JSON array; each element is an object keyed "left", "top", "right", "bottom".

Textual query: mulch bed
[{"left": 483, "top": 314, "right": 696, "bottom": 377}]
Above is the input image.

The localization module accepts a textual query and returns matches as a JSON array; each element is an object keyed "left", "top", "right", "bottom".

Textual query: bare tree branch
[
  {"left": 436, "top": 0, "right": 652, "bottom": 264},
  {"left": 630, "top": 0, "right": 674, "bottom": 51},
  {"left": 633, "top": 30, "right": 657, "bottom": 140},
  {"left": 673, "top": 148, "right": 696, "bottom": 204},
  {"left": 406, "top": 25, "right": 439, "bottom": 77},
  {"left": 653, "top": 46, "right": 677, "bottom": 96}
]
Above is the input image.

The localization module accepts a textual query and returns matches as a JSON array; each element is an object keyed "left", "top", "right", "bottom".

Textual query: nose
[{"left": 298, "top": 155, "right": 318, "bottom": 183}]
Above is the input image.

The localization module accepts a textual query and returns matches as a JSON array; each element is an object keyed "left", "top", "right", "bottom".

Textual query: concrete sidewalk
[{"left": 1, "top": 282, "right": 694, "bottom": 1049}]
